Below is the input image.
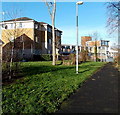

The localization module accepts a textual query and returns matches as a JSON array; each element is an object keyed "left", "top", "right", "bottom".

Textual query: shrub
[
  {"left": 96, "top": 58, "right": 101, "bottom": 62},
  {"left": 41, "top": 54, "right": 52, "bottom": 61},
  {"left": 2, "top": 62, "right": 22, "bottom": 81}
]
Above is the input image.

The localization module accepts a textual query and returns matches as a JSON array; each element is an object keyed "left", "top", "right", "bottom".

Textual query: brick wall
[
  {"left": 2, "top": 28, "right": 34, "bottom": 47},
  {"left": 81, "top": 36, "right": 92, "bottom": 47},
  {"left": 87, "top": 41, "right": 101, "bottom": 47}
]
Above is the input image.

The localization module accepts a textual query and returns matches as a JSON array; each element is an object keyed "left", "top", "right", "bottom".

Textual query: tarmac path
[{"left": 56, "top": 63, "right": 119, "bottom": 114}]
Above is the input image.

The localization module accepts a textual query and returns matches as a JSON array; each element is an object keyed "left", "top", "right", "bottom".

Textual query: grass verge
[{"left": 2, "top": 61, "right": 106, "bottom": 114}]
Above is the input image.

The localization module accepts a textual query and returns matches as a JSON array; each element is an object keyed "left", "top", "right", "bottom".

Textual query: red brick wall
[{"left": 81, "top": 36, "right": 92, "bottom": 47}]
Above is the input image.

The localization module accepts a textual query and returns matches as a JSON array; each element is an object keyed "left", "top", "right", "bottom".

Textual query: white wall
[{"left": 0, "top": 20, "right": 34, "bottom": 30}]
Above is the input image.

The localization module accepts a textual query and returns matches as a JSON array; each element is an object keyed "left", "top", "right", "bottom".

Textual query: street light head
[{"left": 76, "top": 1, "right": 83, "bottom": 5}]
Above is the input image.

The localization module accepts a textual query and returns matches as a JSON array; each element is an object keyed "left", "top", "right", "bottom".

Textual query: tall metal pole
[{"left": 76, "top": 4, "right": 79, "bottom": 74}]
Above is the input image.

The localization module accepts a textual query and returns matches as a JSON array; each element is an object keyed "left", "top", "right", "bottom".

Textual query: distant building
[
  {"left": 0, "top": 17, "right": 62, "bottom": 61},
  {"left": 86, "top": 40, "right": 109, "bottom": 61},
  {"left": 81, "top": 36, "right": 92, "bottom": 49},
  {"left": 61, "top": 44, "right": 81, "bottom": 55}
]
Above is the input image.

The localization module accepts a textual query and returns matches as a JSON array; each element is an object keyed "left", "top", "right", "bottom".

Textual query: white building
[{"left": 86, "top": 40, "right": 109, "bottom": 61}]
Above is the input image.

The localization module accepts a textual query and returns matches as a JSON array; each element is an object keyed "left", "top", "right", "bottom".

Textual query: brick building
[
  {"left": 81, "top": 36, "right": 92, "bottom": 49},
  {"left": 86, "top": 40, "right": 109, "bottom": 61},
  {"left": 61, "top": 44, "right": 81, "bottom": 55},
  {"left": 0, "top": 17, "right": 62, "bottom": 61}
]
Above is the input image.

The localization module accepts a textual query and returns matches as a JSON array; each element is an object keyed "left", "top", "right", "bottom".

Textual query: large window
[
  {"left": 48, "top": 27, "right": 52, "bottom": 33},
  {"left": 101, "top": 40, "right": 109, "bottom": 46}
]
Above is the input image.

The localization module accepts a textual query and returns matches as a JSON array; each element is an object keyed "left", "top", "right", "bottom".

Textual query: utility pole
[{"left": 76, "top": 1, "right": 83, "bottom": 74}]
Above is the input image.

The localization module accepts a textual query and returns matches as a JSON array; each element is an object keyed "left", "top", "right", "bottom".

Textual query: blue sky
[{"left": 2, "top": 2, "right": 118, "bottom": 46}]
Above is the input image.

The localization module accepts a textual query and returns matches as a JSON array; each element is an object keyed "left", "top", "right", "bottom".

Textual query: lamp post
[{"left": 76, "top": 1, "right": 83, "bottom": 74}]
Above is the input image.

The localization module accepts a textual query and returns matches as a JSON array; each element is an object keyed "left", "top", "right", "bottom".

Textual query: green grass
[{"left": 2, "top": 61, "right": 106, "bottom": 114}]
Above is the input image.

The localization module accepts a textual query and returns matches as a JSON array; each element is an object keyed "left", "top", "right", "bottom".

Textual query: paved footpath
[{"left": 55, "top": 63, "right": 119, "bottom": 114}]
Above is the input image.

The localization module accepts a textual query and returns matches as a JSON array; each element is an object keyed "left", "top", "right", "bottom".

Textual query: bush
[
  {"left": 2, "top": 62, "right": 22, "bottom": 81},
  {"left": 114, "top": 54, "right": 120, "bottom": 65},
  {"left": 33, "top": 54, "right": 52, "bottom": 61},
  {"left": 61, "top": 54, "right": 76, "bottom": 65},
  {"left": 96, "top": 58, "right": 101, "bottom": 62},
  {"left": 41, "top": 54, "right": 52, "bottom": 61}
]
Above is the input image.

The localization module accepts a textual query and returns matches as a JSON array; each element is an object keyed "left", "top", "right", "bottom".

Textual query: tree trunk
[{"left": 52, "top": 1, "right": 56, "bottom": 65}]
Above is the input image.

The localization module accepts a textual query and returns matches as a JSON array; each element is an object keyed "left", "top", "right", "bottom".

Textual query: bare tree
[
  {"left": 43, "top": 0, "right": 56, "bottom": 65},
  {"left": 106, "top": 2, "right": 120, "bottom": 34},
  {"left": 111, "top": 43, "right": 120, "bottom": 65},
  {"left": 91, "top": 32, "right": 100, "bottom": 62},
  {"left": 106, "top": 2, "right": 120, "bottom": 65},
  {"left": 1, "top": 9, "right": 29, "bottom": 80}
]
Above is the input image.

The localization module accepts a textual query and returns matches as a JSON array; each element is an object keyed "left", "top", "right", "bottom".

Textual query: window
[
  {"left": 57, "top": 39, "right": 61, "bottom": 46},
  {"left": 101, "top": 46, "right": 105, "bottom": 49},
  {"left": 86, "top": 42, "right": 88, "bottom": 46},
  {"left": 11, "top": 23, "right": 13, "bottom": 29},
  {"left": 105, "top": 41, "right": 108, "bottom": 46},
  {"left": 2, "top": 24, "right": 5, "bottom": 28},
  {"left": 59, "top": 32, "right": 61, "bottom": 36},
  {"left": 35, "top": 24, "right": 39, "bottom": 29},
  {"left": 10, "top": 36, "right": 14, "bottom": 42},
  {"left": 66, "top": 46, "right": 70, "bottom": 49},
  {"left": 19, "top": 22, "right": 22, "bottom": 28},
  {"left": 49, "top": 39, "right": 51, "bottom": 44},
  {"left": 90, "top": 47, "right": 92, "bottom": 51},
  {"left": 5, "top": 25, "right": 8, "bottom": 29},
  {"left": 48, "top": 27, "right": 52, "bottom": 33},
  {"left": 101, "top": 40, "right": 105, "bottom": 46},
  {"left": 35, "top": 36, "right": 39, "bottom": 43}
]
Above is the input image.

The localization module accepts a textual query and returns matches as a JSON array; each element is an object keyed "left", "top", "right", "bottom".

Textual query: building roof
[
  {"left": 2, "top": 17, "right": 62, "bottom": 32},
  {"left": 3, "top": 17, "right": 34, "bottom": 22},
  {"left": 40, "top": 22, "right": 62, "bottom": 32},
  {"left": 40, "top": 22, "right": 48, "bottom": 25}
]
